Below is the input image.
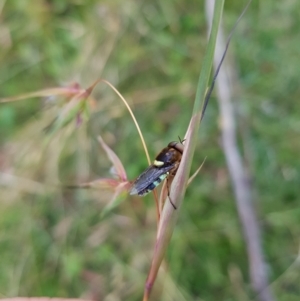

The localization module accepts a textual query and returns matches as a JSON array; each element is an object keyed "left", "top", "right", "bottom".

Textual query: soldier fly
[{"left": 130, "top": 141, "right": 184, "bottom": 209}]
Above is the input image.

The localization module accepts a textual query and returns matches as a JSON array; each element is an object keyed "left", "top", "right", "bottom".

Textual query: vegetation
[{"left": 0, "top": 1, "right": 299, "bottom": 300}]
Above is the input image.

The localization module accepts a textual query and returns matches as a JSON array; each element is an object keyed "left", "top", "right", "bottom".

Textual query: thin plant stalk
[{"left": 91, "top": 79, "right": 161, "bottom": 222}]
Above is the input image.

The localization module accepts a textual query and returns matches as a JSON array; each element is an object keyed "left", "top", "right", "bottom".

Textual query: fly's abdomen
[{"left": 138, "top": 173, "right": 168, "bottom": 196}]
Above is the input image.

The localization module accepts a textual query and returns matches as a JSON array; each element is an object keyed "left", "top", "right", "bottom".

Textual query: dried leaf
[{"left": 97, "top": 136, "right": 127, "bottom": 181}]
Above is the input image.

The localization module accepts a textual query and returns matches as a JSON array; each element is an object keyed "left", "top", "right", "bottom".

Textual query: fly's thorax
[{"left": 154, "top": 145, "right": 182, "bottom": 167}]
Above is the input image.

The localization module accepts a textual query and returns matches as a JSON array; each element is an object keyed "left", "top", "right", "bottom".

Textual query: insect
[{"left": 130, "top": 141, "right": 184, "bottom": 209}]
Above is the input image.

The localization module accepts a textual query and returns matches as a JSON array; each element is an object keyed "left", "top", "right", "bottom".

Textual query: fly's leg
[{"left": 166, "top": 177, "right": 177, "bottom": 210}]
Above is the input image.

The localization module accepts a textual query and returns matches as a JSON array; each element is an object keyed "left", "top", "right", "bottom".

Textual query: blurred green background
[{"left": 0, "top": 0, "right": 300, "bottom": 300}]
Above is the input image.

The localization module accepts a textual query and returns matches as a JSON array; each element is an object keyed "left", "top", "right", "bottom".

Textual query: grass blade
[{"left": 143, "top": 1, "right": 225, "bottom": 300}]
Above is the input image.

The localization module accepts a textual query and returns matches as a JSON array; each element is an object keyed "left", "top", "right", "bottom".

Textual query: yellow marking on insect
[{"left": 153, "top": 160, "right": 164, "bottom": 167}]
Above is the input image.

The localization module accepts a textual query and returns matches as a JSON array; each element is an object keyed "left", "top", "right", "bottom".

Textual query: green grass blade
[{"left": 143, "top": 1, "right": 225, "bottom": 300}]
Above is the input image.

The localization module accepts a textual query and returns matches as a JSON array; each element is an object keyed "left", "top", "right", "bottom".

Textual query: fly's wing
[{"left": 130, "top": 164, "right": 174, "bottom": 195}]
